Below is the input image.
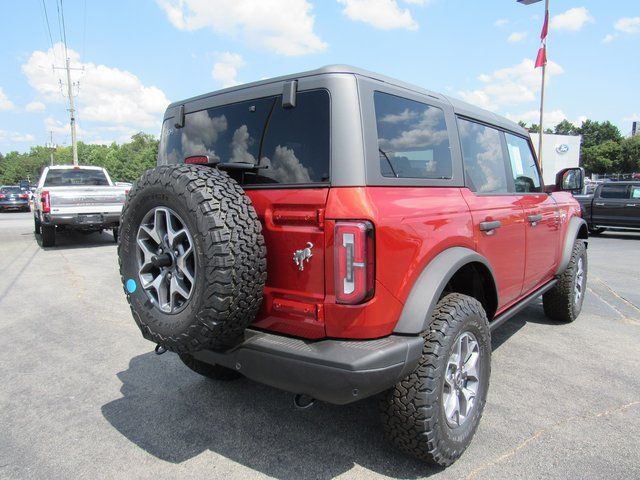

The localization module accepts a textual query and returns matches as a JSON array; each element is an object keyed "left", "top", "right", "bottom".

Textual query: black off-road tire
[
  {"left": 179, "top": 353, "right": 242, "bottom": 381},
  {"left": 41, "top": 224, "right": 56, "bottom": 247},
  {"left": 543, "top": 239, "right": 587, "bottom": 323},
  {"left": 34, "top": 216, "right": 41, "bottom": 235},
  {"left": 380, "top": 293, "right": 491, "bottom": 466},
  {"left": 112, "top": 226, "right": 119, "bottom": 243},
  {"left": 118, "top": 164, "right": 267, "bottom": 354}
]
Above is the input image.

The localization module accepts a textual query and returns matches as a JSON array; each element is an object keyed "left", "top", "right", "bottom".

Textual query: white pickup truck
[{"left": 33, "top": 165, "right": 128, "bottom": 247}]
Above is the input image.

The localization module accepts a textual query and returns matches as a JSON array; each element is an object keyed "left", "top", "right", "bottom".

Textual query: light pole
[{"left": 518, "top": 0, "right": 549, "bottom": 172}]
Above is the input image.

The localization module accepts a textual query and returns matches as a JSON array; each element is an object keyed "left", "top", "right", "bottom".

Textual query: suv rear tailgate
[
  {"left": 247, "top": 188, "right": 329, "bottom": 338},
  {"left": 48, "top": 187, "right": 127, "bottom": 215}
]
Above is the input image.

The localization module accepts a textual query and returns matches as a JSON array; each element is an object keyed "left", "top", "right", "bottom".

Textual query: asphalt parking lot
[{"left": 0, "top": 211, "right": 638, "bottom": 480}]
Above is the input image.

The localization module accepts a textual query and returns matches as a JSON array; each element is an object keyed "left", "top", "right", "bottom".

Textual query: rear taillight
[
  {"left": 0, "top": 194, "right": 5, "bottom": 199},
  {"left": 334, "top": 221, "right": 375, "bottom": 304},
  {"left": 41, "top": 191, "right": 51, "bottom": 213},
  {"left": 20, "top": 193, "right": 28, "bottom": 199},
  {"left": 124, "top": 189, "right": 130, "bottom": 196}
]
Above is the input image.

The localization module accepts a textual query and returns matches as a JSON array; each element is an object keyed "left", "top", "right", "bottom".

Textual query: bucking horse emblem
[{"left": 293, "top": 242, "right": 314, "bottom": 271}]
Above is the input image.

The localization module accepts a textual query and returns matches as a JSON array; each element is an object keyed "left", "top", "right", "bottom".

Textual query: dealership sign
[{"left": 556, "top": 144, "right": 570, "bottom": 154}]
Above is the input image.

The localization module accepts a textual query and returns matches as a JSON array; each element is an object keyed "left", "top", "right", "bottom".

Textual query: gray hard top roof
[{"left": 169, "top": 64, "right": 528, "bottom": 136}]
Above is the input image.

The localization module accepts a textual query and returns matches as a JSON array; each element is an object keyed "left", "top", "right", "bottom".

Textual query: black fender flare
[
  {"left": 393, "top": 247, "right": 497, "bottom": 335},
  {"left": 556, "top": 216, "right": 588, "bottom": 276}
]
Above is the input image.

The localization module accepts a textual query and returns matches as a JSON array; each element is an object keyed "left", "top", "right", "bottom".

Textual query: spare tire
[{"left": 118, "top": 164, "right": 266, "bottom": 353}]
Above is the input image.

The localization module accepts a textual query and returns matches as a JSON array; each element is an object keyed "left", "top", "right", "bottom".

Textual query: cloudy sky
[{"left": 0, "top": 0, "right": 638, "bottom": 152}]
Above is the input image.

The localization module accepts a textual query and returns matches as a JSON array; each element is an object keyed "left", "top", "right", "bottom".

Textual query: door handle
[
  {"left": 595, "top": 202, "right": 605, "bottom": 206},
  {"left": 626, "top": 204, "right": 637, "bottom": 207},
  {"left": 479, "top": 220, "right": 501, "bottom": 233},
  {"left": 527, "top": 214, "right": 543, "bottom": 225}
]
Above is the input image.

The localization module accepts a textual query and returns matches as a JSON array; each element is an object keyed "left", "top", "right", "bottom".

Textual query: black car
[
  {"left": 575, "top": 181, "right": 640, "bottom": 233},
  {"left": 0, "top": 186, "right": 30, "bottom": 212}
]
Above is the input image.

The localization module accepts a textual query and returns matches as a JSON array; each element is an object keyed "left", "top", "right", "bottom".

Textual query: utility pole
[
  {"left": 47, "top": 131, "right": 56, "bottom": 166},
  {"left": 54, "top": 59, "right": 82, "bottom": 166}
]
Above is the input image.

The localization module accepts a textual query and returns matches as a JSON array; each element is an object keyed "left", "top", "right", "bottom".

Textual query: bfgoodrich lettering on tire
[
  {"left": 118, "top": 165, "right": 266, "bottom": 353},
  {"left": 543, "top": 239, "right": 587, "bottom": 323},
  {"left": 380, "top": 293, "right": 491, "bottom": 466}
]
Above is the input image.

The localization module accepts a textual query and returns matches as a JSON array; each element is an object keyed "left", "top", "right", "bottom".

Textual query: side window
[
  {"left": 600, "top": 184, "right": 629, "bottom": 199},
  {"left": 631, "top": 186, "right": 640, "bottom": 199},
  {"left": 458, "top": 118, "right": 508, "bottom": 194},
  {"left": 374, "top": 92, "right": 452, "bottom": 179},
  {"left": 505, "top": 133, "right": 542, "bottom": 193},
  {"left": 252, "top": 89, "right": 330, "bottom": 185}
]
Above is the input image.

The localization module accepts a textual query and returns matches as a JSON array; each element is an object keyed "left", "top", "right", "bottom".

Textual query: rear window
[
  {"left": 159, "top": 89, "right": 331, "bottom": 185},
  {"left": 44, "top": 169, "right": 109, "bottom": 187},
  {"left": 600, "top": 184, "right": 629, "bottom": 199},
  {"left": 1, "top": 187, "right": 22, "bottom": 194},
  {"left": 374, "top": 92, "right": 452, "bottom": 179}
]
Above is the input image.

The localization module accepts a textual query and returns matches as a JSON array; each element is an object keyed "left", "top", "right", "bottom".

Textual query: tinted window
[
  {"left": 631, "top": 186, "right": 640, "bottom": 199},
  {"left": 1, "top": 187, "right": 22, "bottom": 194},
  {"left": 161, "top": 97, "right": 275, "bottom": 166},
  {"left": 505, "top": 133, "right": 542, "bottom": 193},
  {"left": 600, "top": 184, "right": 629, "bottom": 199},
  {"left": 44, "top": 169, "right": 109, "bottom": 186},
  {"left": 458, "top": 118, "right": 508, "bottom": 194},
  {"left": 250, "top": 89, "right": 330, "bottom": 184},
  {"left": 158, "top": 90, "right": 330, "bottom": 185},
  {"left": 374, "top": 92, "right": 452, "bottom": 179}
]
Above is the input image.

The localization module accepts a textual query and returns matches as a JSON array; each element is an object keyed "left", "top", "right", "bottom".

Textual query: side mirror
[{"left": 555, "top": 167, "right": 584, "bottom": 193}]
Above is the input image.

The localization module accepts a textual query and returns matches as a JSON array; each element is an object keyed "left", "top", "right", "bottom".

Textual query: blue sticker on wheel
[{"left": 126, "top": 279, "right": 137, "bottom": 294}]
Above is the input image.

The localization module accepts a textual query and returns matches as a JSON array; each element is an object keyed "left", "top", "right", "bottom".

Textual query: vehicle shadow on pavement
[
  {"left": 33, "top": 230, "right": 117, "bottom": 250},
  {"left": 102, "top": 352, "right": 441, "bottom": 479},
  {"left": 491, "top": 300, "right": 556, "bottom": 351}
]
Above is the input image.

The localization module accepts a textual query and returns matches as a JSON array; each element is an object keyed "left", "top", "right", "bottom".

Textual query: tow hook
[
  {"left": 154, "top": 344, "right": 167, "bottom": 355},
  {"left": 293, "top": 394, "right": 316, "bottom": 410}
]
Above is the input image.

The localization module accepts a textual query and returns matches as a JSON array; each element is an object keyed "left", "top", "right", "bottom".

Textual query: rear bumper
[
  {"left": 43, "top": 212, "right": 120, "bottom": 228},
  {"left": 0, "top": 201, "right": 29, "bottom": 210},
  {"left": 192, "top": 329, "right": 424, "bottom": 405}
]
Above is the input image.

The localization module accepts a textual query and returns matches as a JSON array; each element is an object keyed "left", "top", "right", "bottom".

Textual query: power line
[
  {"left": 58, "top": 0, "right": 69, "bottom": 57},
  {"left": 40, "top": 0, "right": 56, "bottom": 53}
]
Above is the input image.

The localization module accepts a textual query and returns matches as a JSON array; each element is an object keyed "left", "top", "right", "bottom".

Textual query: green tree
[
  {"left": 554, "top": 120, "right": 578, "bottom": 135},
  {"left": 578, "top": 120, "right": 622, "bottom": 149},
  {"left": 582, "top": 140, "right": 622, "bottom": 174},
  {"left": 619, "top": 135, "right": 640, "bottom": 173}
]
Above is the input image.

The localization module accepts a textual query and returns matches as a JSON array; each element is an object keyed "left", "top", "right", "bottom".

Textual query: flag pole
[{"left": 538, "top": 0, "right": 549, "bottom": 175}]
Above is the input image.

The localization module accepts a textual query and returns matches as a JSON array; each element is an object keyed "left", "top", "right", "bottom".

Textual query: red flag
[
  {"left": 540, "top": 11, "right": 549, "bottom": 40},
  {"left": 535, "top": 46, "right": 547, "bottom": 68}
]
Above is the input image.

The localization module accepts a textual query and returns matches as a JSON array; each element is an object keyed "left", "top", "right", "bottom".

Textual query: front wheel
[
  {"left": 380, "top": 293, "right": 491, "bottom": 466},
  {"left": 543, "top": 239, "right": 587, "bottom": 322}
]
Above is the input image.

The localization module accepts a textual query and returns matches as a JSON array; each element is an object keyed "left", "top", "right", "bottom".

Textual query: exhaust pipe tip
[{"left": 293, "top": 393, "right": 315, "bottom": 410}]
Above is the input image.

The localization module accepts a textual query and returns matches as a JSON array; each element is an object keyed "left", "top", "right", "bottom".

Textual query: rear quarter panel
[{"left": 324, "top": 186, "right": 473, "bottom": 338}]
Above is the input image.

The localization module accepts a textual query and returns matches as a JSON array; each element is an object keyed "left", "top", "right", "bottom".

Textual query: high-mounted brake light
[
  {"left": 184, "top": 155, "right": 209, "bottom": 165},
  {"left": 41, "top": 190, "right": 51, "bottom": 213},
  {"left": 334, "top": 221, "right": 375, "bottom": 304}
]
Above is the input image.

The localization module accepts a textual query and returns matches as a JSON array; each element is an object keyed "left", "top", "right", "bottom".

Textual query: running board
[{"left": 489, "top": 280, "right": 557, "bottom": 332}]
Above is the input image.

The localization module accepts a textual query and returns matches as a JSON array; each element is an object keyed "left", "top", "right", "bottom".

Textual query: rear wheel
[
  {"left": 112, "top": 226, "right": 119, "bottom": 243},
  {"left": 34, "top": 216, "right": 41, "bottom": 235},
  {"left": 41, "top": 224, "right": 56, "bottom": 247},
  {"left": 179, "top": 353, "right": 242, "bottom": 381},
  {"left": 543, "top": 239, "right": 587, "bottom": 322},
  {"left": 380, "top": 293, "right": 491, "bottom": 466}
]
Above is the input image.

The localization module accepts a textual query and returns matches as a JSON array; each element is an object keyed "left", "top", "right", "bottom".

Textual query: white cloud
[
  {"left": 615, "top": 16, "right": 640, "bottom": 34},
  {"left": 494, "top": 18, "right": 509, "bottom": 27},
  {"left": 507, "top": 31, "right": 528, "bottom": 43},
  {"left": 211, "top": 52, "right": 245, "bottom": 88},
  {"left": 506, "top": 109, "right": 570, "bottom": 129},
  {"left": 623, "top": 113, "right": 639, "bottom": 123},
  {"left": 602, "top": 34, "right": 615, "bottom": 44},
  {"left": 550, "top": 7, "right": 594, "bottom": 32},
  {"left": 458, "top": 59, "right": 564, "bottom": 111},
  {"left": 0, "top": 130, "right": 36, "bottom": 143},
  {"left": 25, "top": 101, "right": 46, "bottom": 112},
  {"left": 156, "top": 0, "right": 326, "bottom": 56},
  {"left": 0, "top": 87, "right": 14, "bottom": 110},
  {"left": 403, "top": 0, "right": 429, "bottom": 4},
  {"left": 22, "top": 43, "right": 170, "bottom": 142},
  {"left": 338, "top": 0, "right": 418, "bottom": 31}
]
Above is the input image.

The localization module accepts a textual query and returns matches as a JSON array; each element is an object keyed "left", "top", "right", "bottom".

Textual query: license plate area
[{"left": 77, "top": 214, "right": 103, "bottom": 224}]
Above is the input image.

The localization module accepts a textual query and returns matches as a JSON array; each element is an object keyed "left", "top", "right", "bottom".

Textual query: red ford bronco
[{"left": 117, "top": 66, "right": 588, "bottom": 466}]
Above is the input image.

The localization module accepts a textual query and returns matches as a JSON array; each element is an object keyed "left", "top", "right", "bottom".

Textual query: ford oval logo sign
[{"left": 556, "top": 144, "right": 569, "bottom": 154}]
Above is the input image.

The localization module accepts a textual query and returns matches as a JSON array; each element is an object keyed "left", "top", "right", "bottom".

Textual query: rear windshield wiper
[
  {"left": 379, "top": 148, "right": 399, "bottom": 178},
  {"left": 217, "top": 162, "right": 268, "bottom": 171}
]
